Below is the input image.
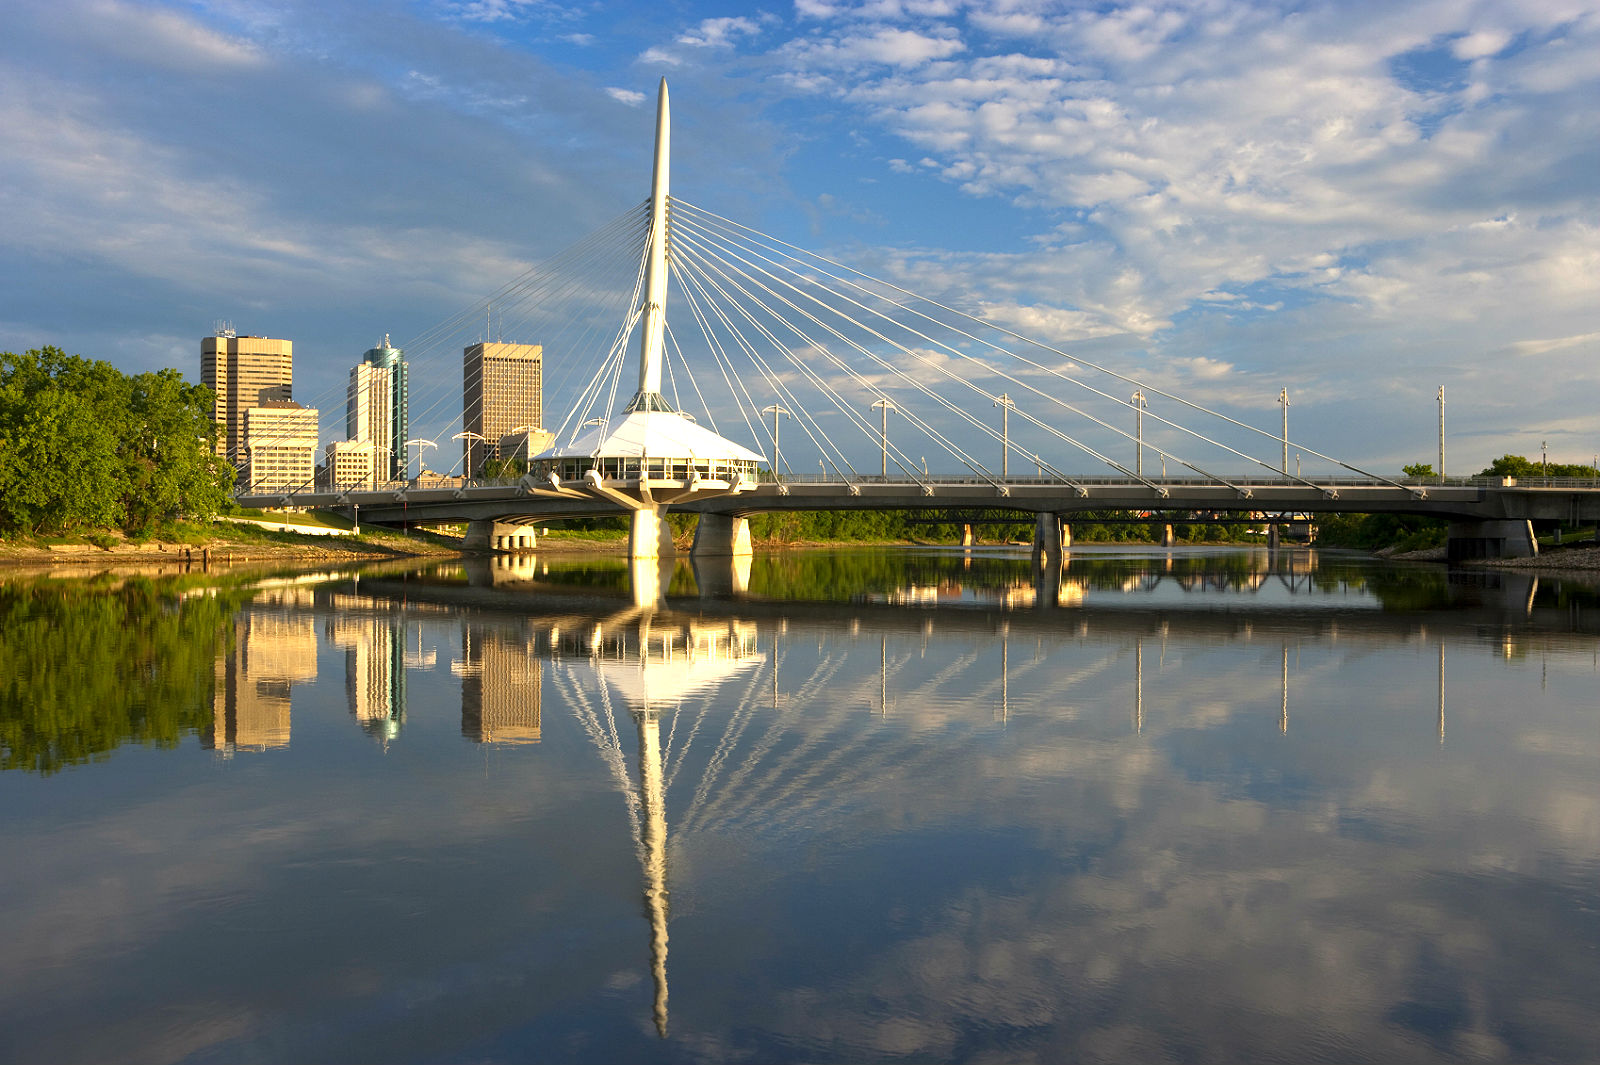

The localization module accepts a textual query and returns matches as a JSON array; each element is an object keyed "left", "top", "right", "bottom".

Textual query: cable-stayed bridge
[{"left": 237, "top": 80, "right": 1600, "bottom": 563}]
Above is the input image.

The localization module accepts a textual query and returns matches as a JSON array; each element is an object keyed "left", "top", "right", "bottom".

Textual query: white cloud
[
  {"left": 677, "top": 15, "right": 770, "bottom": 49},
  {"left": 605, "top": 86, "right": 646, "bottom": 106},
  {"left": 782, "top": 26, "right": 966, "bottom": 69}
]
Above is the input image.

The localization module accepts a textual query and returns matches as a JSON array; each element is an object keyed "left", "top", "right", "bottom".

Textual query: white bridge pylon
[
  {"left": 529, "top": 79, "right": 763, "bottom": 560},
  {"left": 359, "top": 81, "right": 1437, "bottom": 557}
]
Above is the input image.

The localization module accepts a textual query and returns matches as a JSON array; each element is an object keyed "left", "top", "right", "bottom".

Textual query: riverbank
[
  {"left": 0, "top": 524, "right": 463, "bottom": 567},
  {"left": 1380, "top": 540, "right": 1600, "bottom": 571}
]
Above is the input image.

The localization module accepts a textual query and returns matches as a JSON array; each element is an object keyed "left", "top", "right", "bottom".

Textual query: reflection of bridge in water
[
  {"left": 338, "top": 561, "right": 1594, "bottom": 1037},
  {"left": 210, "top": 560, "right": 1597, "bottom": 1034}
]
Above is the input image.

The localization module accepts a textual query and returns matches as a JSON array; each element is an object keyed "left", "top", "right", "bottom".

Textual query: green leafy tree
[
  {"left": 0, "top": 347, "right": 231, "bottom": 535},
  {"left": 1402, "top": 463, "right": 1436, "bottom": 478}
]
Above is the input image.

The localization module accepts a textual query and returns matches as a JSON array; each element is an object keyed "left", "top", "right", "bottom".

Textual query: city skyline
[{"left": 1, "top": 0, "right": 1596, "bottom": 475}]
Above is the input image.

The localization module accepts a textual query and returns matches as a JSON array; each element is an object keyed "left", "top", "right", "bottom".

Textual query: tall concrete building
[
  {"left": 455, "top": 625, "right": 542, "bottom": 744},
  {"left": 348, "top": 336, "right": 408, "bottom": 480},
  {"left": 202, "top": 330, "right": 293, "bottom": 465},
  {"left": 206, "top": 593, "right": 317, "bottom": 753},
  {"left": 463, "top": 342, "right": 542, "bottom": 474}
]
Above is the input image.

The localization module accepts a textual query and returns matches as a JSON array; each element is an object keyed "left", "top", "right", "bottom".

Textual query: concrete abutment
[
  {"left": 464, "top": 519, "right": 537, "bottom": 554},
  {"left": 1446, "top": 519, "right": 1538, "bottom": 562}
]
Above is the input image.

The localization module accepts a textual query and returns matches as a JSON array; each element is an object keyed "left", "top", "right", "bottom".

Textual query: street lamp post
[
  {"left": 994, "top": 393, "right": 1015, "bottom": 478},
  {"left": 452, "top": 431, "right": 486, "bottom": 477},
  {"left": 762, "top": 405, "right": 789, "bottom": 481},
  {"left": 510, "top": 424, "right": 540, "bottom": 465},
  {"left": 405, "top": 438, "right": 437, "bottom": 480},
  {"left": 871, "top": 398, "right": 896, "bottom": 478},
  {"left": 1437, "top": 385, "right": 1446, "bottom": 484},
  {"left": 1131, "top": 390, "right": 1147, "bottom": 478},
  {"left": 1279, "top": 388, "right": 1290, "bottom": 475}
]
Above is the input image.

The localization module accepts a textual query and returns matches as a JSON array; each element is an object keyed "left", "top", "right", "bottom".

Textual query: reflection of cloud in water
[{"left": 2, "top": 570, "right": 1596, "bottom": 1061}]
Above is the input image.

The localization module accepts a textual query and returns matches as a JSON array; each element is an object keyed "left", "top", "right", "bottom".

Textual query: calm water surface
[{"left": 1, "top": 547, "right": 1596, "bottom": 1063}]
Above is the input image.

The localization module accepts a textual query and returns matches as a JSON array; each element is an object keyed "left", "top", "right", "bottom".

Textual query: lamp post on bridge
[
  {"left": 510, "top": 424, "right": 540, "bottom": 466},
  {"left": 452, "top": 431, "right": 486, "bottom": 477},
  {"left": 1131, "top": 390, "right": 1147, "bottom": 478},
  {"left": 406, "top": 434, "right": 438, "bottom": 476},
  {"left": 871, "top": 398, "right": 896, "bottom": 478},
  {"left": 994, "top": 393, "right": 1015, "bottom": 478},
  {"left": 1279, "top": 388, "right": 1290, "bottom": 475},
  {"left": 762, "top": 405, "right": 789, "bottom": 482},
  {"left": 1437, "top": 385, "right": 1446, "bottom": 484}
]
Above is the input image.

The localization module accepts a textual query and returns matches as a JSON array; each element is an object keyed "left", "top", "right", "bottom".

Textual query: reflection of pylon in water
[{"left": 635, "top": 706, "right": 670, "bottom": 1038}]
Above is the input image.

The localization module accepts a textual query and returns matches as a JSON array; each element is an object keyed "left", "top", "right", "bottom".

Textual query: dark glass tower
[{"left": 357, "top": 336, "right": 408, "bottom": 479}]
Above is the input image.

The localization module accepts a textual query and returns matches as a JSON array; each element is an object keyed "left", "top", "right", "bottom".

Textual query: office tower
[
  {"left": 206, "top": 595, "right": 317, "bottom": 753},
  {"left": 202, "top": 329, "right": 293, "bottom": 465},
  {"left": 348, "top": 336, "right": 408, "bottom": 480},
  {"left": 326, "top": 613, "right": 407, "bottom": 742},
  {"left": 462, "top": 342, "right": 542, "bottom": 474},
  {"left": 456, "top": 626, "right": 542, "bottom": 744},
  {"left": 243, "top": 401, "right": 319, "bottom": 492},
  {"left": 320, "top": 440, "right": 377, "bottom": 490}
]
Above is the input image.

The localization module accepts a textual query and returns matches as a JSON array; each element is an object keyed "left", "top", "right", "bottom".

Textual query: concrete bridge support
[
  {"left": 464, "top": 519, "right": 537, "bottom": 554},
  {"left": 1032, "top": 513, "right": 1064, "bottom": 566},
  {"left": 629, "top": 508, "right": 678, "bottom": 560},
  {"left": 1446, "top": 519, "right": 1538, "bottom": 562},
  {"left": 690, "top": 513, "right": 752, "bottom": 557},
  {"left": 1162, "top": 524, "right": 1176, "bottom": 547},
  {"left": 961, "top": 523, "right": 974, "bottom": 547},
  {"left": 1268, "top": 524, "right": 1281, "bottom": 550},
  {"left": 692, "top": 554, "right": 752, "bottom": 599}
]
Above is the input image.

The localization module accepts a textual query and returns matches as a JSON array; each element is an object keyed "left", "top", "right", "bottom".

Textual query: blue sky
[{"left": 1, "top": 0, "right": 1597, "bottom": 475}]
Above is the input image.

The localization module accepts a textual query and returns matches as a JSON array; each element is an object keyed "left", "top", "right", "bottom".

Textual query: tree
[
  {"left": 1402, "top": 463, "right": 1436, "bottom": 478},
  {"left": 0, "top": 346, "right": 233, "bottom": 536},
  {"left": 1478, "top": 454, "right": 1599, "bottom": 479}
]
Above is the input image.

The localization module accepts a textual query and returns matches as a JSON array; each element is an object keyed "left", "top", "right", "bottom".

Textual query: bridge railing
[{"left": 236, "top": 472, "right": 1600, "bottom": 506}]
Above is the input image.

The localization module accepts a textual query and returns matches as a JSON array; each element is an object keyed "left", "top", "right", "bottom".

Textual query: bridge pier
[
  {"left": 629, "top": 508, "right": 678, "bottom": 560},
  {"left": 690, "top": 513, "right": 752, "bottom": 557},
  {"left": 691, "top": 554, "right": 751, "bottom": 599},
  {"left": 961, "top": 523, "right": 974, "bottom": 547},
  {"left": 1446, "top": 519, "right": 1538, "bottom": 562},
  {"left": 464, "top": 519, "right": 536, "bottom": 554},
  {"left": 1031, "top": 513, "right": 1064, "bottom": 566},
  {"left": 1162, "top": 524, "right": 1176, "bottom": 547},
  {"left": 1268, "top": 524, "right": 1281, "bottom": 550}
]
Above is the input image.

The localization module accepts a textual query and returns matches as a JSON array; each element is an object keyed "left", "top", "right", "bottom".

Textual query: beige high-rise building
[
  {"left": 455, "top": 626, "right": 542, "bottom": 744},
  {"left": 243, "top": 401, "right": 319, "bottom": 492},
  {"left": 202, "top": 331, "right": 293, "bottom": 465},
  {"left": 206, "top": 598, "right": 317, "bottom": 753},
  {"left": 463, "top": 342, "right": 542, "bottom": 474}
]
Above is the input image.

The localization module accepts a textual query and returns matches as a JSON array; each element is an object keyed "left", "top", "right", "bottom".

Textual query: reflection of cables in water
[
  {"left": 549, "top": 655, "right": 641, "bottom": 843},
  {"left": 681, "top": 646, "right": 857, "bottom": 835},
  {"left": 679, "top": 659, "right": 775, "bottom": 828}
]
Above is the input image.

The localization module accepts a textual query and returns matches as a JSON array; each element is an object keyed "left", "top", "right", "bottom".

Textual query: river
[{"left": 1, "top": 547, "right": 1596, "bottom": 1063}]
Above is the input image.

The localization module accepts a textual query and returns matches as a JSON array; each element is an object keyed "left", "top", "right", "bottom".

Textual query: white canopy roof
[{"left": 533, "top": 409, "right": 764, "bottom": 464}]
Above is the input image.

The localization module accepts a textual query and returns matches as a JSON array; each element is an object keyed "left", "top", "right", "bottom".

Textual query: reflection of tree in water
[{"left": 0, "top": 576, "right": 245, "bottom": 773}]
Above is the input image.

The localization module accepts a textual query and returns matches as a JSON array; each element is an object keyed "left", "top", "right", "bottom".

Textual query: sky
[{"left": 1, "top": 0, "right": 1597, "bottom": 476}]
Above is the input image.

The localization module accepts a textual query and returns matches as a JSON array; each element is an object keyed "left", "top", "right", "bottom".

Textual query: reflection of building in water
[
  {"left": 208, "top": 594, "right": 317, "bottom": 752},
  {"left": 455, "top": 626, "right": 542, "bottom": 744},
  {"left": 326, "top": 611, "right": 407, "bottom": 742}
]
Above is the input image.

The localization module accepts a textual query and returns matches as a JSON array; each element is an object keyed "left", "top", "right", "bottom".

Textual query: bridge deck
[{"left": 235, "top": 475, "right": 1600, "bottom": 528}]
